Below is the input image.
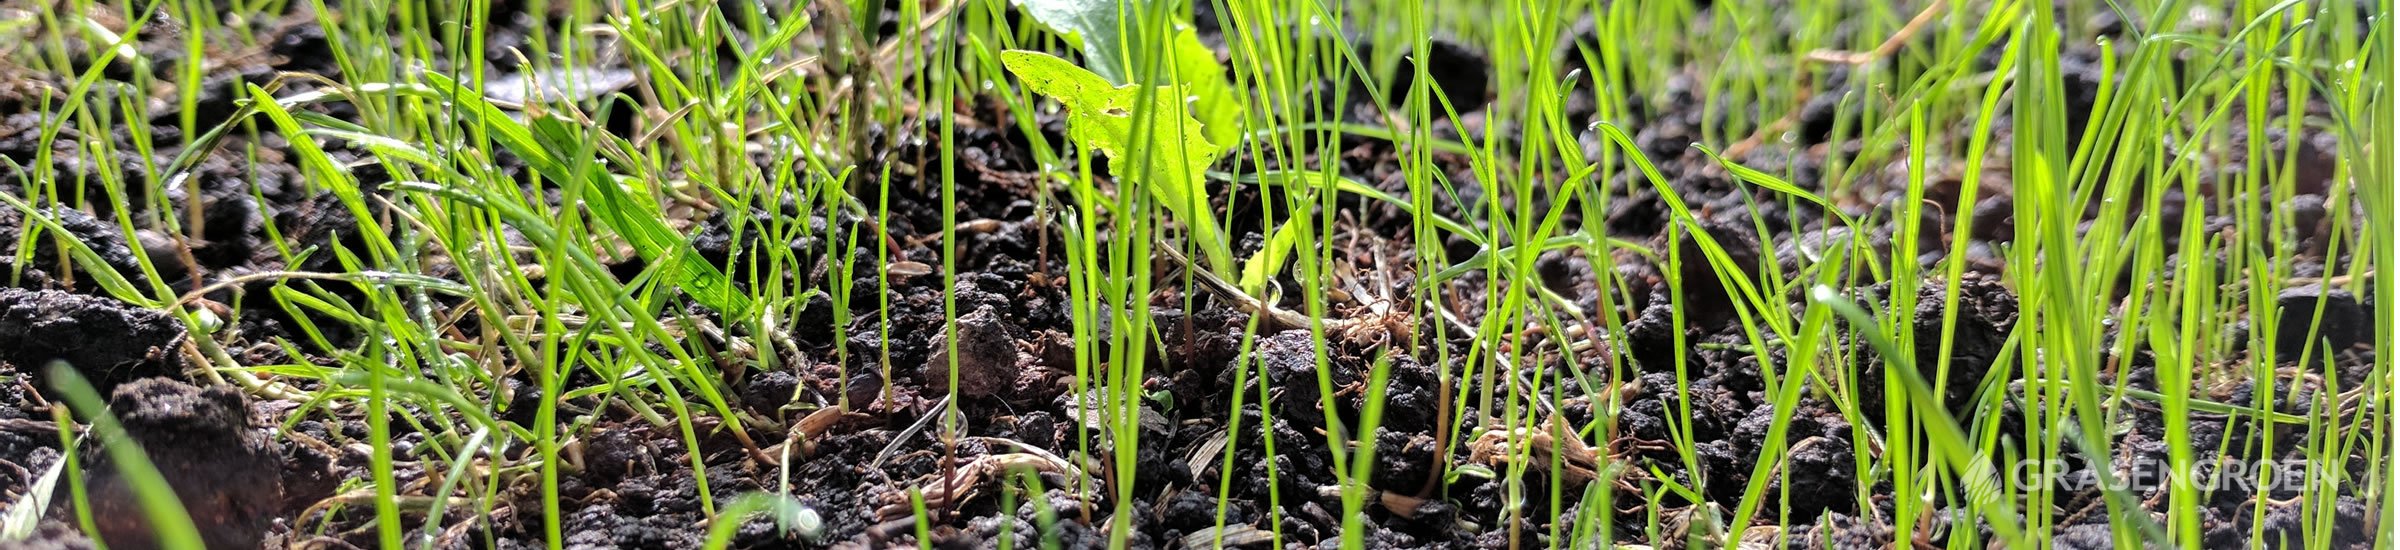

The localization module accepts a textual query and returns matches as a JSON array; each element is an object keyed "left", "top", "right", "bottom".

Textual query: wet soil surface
[{"left": 0, "top": 2, "right": 2383, "bottom": 549}]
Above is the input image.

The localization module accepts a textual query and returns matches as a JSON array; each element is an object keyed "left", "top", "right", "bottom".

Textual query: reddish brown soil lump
[{"left": 80, "top": 378, "right": 283, "bottom": 549}]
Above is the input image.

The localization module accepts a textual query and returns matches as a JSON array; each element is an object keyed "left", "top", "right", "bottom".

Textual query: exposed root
[
  {"left": 872, "top": 451, "right": 1083, "bottom": 523},
  {"left": 1158, "top": 243, "right": 1414, "bottom": 346},
  {"left": 1465, "top": 414, "right": 1604, "bottom": 486}
]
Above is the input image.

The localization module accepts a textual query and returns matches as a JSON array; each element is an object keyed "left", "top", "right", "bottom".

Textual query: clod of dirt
[
  {"left": 73, "top": 378, "right": 283, "bottom": 549},
  {"left": 2048, "top": 521, "right": 2119, "bottom": 550},
  {"left": 1846, "top": 275, "right": 2019, "bottom": 420},
  {"left": 923, "top": 304, "right": 1025, "bottom": 399},
  {"left": 2235, "top": 495, "right": 2377, "bottom": 547},
  {"left": 1915, "top": 276, "right": 2018, "bottom": 410},
  {"left": 742, "top": 369, "right": 801, "bottom": 412},
  {"left": 1257, "top": 329, "right": 1350, "bottom": 430},
  {"left": 792, "top": 291, "right": 840, "bottom": 346},
  {"left": 1792, "top": 67, "right": 1871, "bottom": 146},
  {"left": 1387, "top": 37, "right": 1492, "bottom": 112},
  {"left": 156, "top": 155, "right": 274, "bottom": 275},
  {"left": 0, "top": 205, "right": 151, "bottom": 293},
  {"left": 7, "top": 521, "right": 96, "bottom": 550},
  {"left": 841, "top": 365, "right": 889, "bottom": 409},
  {"left": 275, "top": 428, "right": 340, "bottom": 516},
  {"left": 1780, "top": 512, "right": 1896, "bottom": 549},
  {"left": 0, "top": 67, "right": 67, "bottom": 116},
  {"left": 581, "top": 423, "right": 660, "bottom": 485},
  {"left": 2285, "top": 195, "right": 2331, "bottom": 254},
  {"left": 1731, "top": 399, "right": 1855, "bottom": 522},
  {"left": 0, "top": 288, "right": 186, "bottom": 395},
  {"left": 273, "top": 191, "right": 395, "bottom": 276},
  {"left": 2273, "top": 283, "right": 2364, "bottom": 358},
  {"left": 1661, "top": 220, "right": 1764, "bottom": 328},
  {"left": 1621, "top": 301, "right": 1683, "bottom": 372}
]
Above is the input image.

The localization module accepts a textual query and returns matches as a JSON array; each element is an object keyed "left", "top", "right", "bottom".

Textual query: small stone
[
  {"left": 924, "top": 304, "right": 1022, "bottom": 399},
  {"left": 2274, "top": 283, "right": 2364, "bottom": 358}
]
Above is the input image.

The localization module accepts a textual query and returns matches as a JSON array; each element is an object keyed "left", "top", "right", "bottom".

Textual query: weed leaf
[
  {"left": 1012, "top": 0, "right": 1129, "bottom": 82},
  {"left": 1002, "top": 50, "right": 1233, "bottom": 276},
  {"left": 1012, "top": 1, "right": 1239, "bottom": 147}
]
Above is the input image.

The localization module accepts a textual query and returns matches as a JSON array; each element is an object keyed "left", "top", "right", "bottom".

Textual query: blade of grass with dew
[{"left": 416, "top": 71, "right": 752, "bottom": 317}]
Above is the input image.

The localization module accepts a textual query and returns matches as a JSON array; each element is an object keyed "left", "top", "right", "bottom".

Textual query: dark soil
[
  {"left": 0, "top": 288, "right": 187, "bottom": 396},
  {"left": 74, "top": 379, "right": 286, "bottom": 549},
  {"left": 0, "top": 205, "right": 153, "bottom": 294},
  {"left": 0, "top": 1, "right": 2381, "bottom": 549}
]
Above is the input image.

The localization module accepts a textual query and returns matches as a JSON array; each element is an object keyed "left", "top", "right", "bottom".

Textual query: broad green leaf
[
  {"left": 1239, "top": 219, "right": 1300, "bottom": 295},
  {"left": 1002, "top": 50, "right": 1233, "bottom": 277},
  {"left": 1012, "top": 0, "right": 1127, "bottom": 82},
  {"left": 1012, "top": 1, "right": 1240, "bottom": 147},
  {"left": 1167, "top": 24, "right": 1240, "bottom": 148}
]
